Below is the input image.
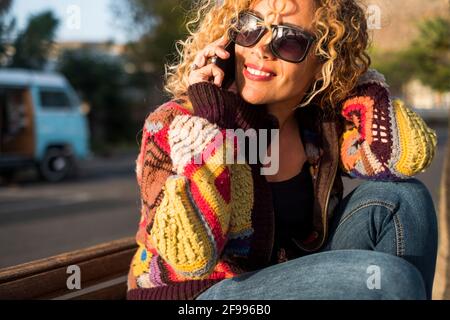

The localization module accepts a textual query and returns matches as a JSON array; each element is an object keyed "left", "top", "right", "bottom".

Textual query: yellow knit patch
[
  {"left": 339, "top": 127, "right": 360, "bottom": 172},
  {"left": 229, "top": 163, "right": 254, "bottom": 237},
  {"left": 191, "top": 140, "right": 232, "bottom": 235},
  {"left": 151, "top": 175, "right": 215, "bottom": 276},
  {"left": 394, "top": 99, "right": 437, "bottom": 176},
  {"left": 180, "top": 98, "right": 194, "bottom": 113},
  {"left": 131, "top": 245, "right": 152, "bottom": 277}
]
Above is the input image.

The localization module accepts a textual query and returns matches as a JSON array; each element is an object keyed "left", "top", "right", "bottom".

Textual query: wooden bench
[{"left": 0, "top": 237, "right": 137, "bottom": 300}]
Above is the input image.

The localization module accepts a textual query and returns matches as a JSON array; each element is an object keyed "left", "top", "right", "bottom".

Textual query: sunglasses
[{"left": 229, "top": 10, "right": 316, "bottom": 63}]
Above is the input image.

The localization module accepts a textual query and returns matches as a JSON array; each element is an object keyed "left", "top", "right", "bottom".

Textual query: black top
[{"left": 268, "top": 161, "right": 314, "bottom": 264}]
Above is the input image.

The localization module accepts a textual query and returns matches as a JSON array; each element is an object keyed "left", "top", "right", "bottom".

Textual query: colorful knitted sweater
[
  {"left": 338, "top": 69, "right": 437, "bottom": 179},
  {"left": 127, "top": 70, "right": 437, "bottom": 300}
]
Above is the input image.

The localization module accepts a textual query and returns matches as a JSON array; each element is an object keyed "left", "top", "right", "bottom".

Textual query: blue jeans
[{"left": 196, "top": 178, "right": 438, "bottom": 300}]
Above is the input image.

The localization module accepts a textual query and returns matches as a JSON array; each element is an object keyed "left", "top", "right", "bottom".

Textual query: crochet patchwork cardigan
[
  {"left": 338, "top": 70, "right": 437, "bottom": 179},
  {"left": 127, "top": 70, "right": 437, "bottom": 300}
]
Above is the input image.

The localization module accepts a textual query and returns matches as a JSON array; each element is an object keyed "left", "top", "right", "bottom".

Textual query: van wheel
[
  {"left": 38, "top": 148, "right": 73, "bottom": 182},
  {"left": 0, "top": 170, "right": 17, "bottom": 184}
]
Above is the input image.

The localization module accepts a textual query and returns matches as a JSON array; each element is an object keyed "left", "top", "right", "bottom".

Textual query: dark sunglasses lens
[
  {"left": 233, "top": 13, "right": 264, "bottom": 46},
  {"left": 272, "top": 28, "right": 311, "bottom": 62},
  {"left": 235, "top": 29, "right": 263, "bottom": 46}
]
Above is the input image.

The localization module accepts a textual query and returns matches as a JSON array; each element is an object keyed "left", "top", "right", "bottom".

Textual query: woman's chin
[{"left": 238, "top": 87, "right": 267, "bottom": 105}]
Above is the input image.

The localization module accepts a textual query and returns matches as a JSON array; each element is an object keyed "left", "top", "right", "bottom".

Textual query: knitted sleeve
[
  {"left": 338, "top": 69, "right": 438, "bottom": 181},
  {"left": 137, "top": 98, "right": 253, "bottom": 280},
  {"left": 187, "top": 81, "right": 277, "bottom": 131}
]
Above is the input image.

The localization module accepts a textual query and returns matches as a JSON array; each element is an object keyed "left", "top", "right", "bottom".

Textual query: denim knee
[
  {"left": 357, "top": 178, "right": 434, "bottom": 208},
  {"left": 308, "top": 250, "right": 427, "bottom": 300},
  {"left": 344, "top": 178, "right": 437, "bottom": 228},
  {"left": 329, "top": 178, "right": 438, "bottom": 299},
  {"left": 361, "top": 250, "right": 427, "bottom": 300}
]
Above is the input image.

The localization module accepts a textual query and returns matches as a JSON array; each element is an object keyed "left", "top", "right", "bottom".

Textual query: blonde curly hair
[{"left": 164, "top": 0, "right": 371, "bottom": 110}]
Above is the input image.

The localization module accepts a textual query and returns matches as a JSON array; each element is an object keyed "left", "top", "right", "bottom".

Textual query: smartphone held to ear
[{"left": 213, "top": 40, "right": 236, "bottom": 90}]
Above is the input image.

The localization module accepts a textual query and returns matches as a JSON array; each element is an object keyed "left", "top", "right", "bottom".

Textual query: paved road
[
  {"left": 0, "top": 153, "right": 141, "bottom": 268},
  {"left": 0, "top": 123, "right": 448, "bottom": 269}
]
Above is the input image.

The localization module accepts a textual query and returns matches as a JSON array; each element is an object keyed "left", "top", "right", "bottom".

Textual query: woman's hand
[{"left": 188, "top": 35, "right": 231, "bottom": 87}]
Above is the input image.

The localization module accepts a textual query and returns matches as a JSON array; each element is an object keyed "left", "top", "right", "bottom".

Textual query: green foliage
[
  {"left": 408, "top": 17, "right": 450, "bottom": 93},
  {"left": 370, "top": 48, "right": 415, "bottom": 95},
  {"left": 0, "top": 0, "right": 15, "bottom": 64},
  {"left": 10, "top": 10, "right": 59, "bottom": 69},
  {"left": 371, "top": 16, "right": 450, "bottom": 94},
  {"left": 113, "top": 0, "right": 191, "bottom": 75},
  {"left": 0, "top": 0, "right": 12, "bottom": 12},
  {"left": 58, "top": 49, "right": 135, "bottom": 146}
]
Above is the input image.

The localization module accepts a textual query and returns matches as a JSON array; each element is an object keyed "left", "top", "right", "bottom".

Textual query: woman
[{"left": 127, "top": 0, "right": 439, "bottom": 300}]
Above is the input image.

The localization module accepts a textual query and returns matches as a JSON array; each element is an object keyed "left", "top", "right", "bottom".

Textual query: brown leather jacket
[{"left": 292, "top": 101, "right": 346, "bottom": 252}]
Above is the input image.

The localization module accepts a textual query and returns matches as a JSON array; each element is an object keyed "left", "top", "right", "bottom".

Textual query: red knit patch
[
  {"left": 201, "top": 131, "right": 225, "bottom": 163},
  {"left": 153, "top": 126, "right": 171, "bottom": 154},
  {"left": 165, "top": 101, "right": 193, "bottom": 115},
  {"left": 343, "top": 102, "right": 367, "bottom": 141},
  {"left": 214, "top": 167, "right": 231, "bottom": 204}
]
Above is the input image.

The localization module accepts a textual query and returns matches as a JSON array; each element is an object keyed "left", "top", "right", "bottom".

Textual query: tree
[
  {"left": 370, "top": 48, "right": 416, "bottom": 96},
  {"left": 112, "top": 0, "right": 191, "bottom": 75},
  {"left": 10, "top": 10, "right": 59, "bottom": 70},
  {"left": 0, "top": 0, "right": 15, "bottom": 65},
  {"left": 408, "top": 17, "right": 450, "bottom": 93},
  {"left": 371, "top": 15, "right": 450, "bottom": 98},
  {"left": 58, "top": 48, "right": 134, "bottom": 148}
]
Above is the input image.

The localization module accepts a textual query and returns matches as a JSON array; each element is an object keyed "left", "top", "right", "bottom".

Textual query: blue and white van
[{"left": 0, "top": 69, "right": 90, "bottom": 182}]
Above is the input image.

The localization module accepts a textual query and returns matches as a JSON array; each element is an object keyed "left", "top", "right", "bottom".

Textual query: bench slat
[{"left": 0, "top": 237, "right": 137, "bottom": 300}]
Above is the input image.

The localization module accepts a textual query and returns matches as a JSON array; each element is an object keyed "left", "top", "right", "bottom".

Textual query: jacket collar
[{"left": 295, "top": 104, "right": 324, "bottom": 167}]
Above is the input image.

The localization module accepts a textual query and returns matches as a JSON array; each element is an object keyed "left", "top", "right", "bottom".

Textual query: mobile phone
[{"left": 214, "top": 40, "right": 235, "bottom": 90}]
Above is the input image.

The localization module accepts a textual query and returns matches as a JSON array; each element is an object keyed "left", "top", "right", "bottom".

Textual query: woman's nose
[{"left": 251, "top": 31, "right": 275, "bottom": 61}]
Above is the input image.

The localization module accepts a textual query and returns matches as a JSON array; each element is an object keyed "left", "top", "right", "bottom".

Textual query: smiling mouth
[{"left": 243, "top": 64, "right": 276, "bottom": 81}]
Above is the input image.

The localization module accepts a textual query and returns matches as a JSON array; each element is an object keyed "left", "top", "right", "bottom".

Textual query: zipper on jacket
[
  {"left": 318, "top": 159, "right": 339, "bottom": 249},
  {"left": 294, "top": 160, "right": 337, "bottom": 253},
  {"left": 310, "top": 164, "right": 319, "bottom": 182}
]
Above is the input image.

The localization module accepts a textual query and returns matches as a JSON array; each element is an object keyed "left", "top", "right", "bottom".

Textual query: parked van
[{"left": 0, "top": 69, "right": 90, "bottom": 182}]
